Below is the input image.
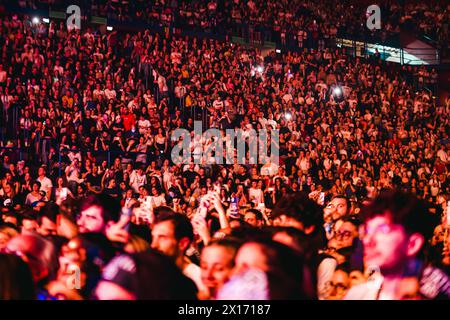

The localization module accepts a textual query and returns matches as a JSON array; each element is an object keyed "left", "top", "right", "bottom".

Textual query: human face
[
  {"left": 360, "top": 215, "right": 413, "bottom": 274},
  {"left": 3, "top": 184, "right": 11, "bottom": 194},
  {"left": 334, "top": 221, "right": 358, "bottom": 249},
  {"left": 77, "top": 186, "right": 84, "bottom": 195},
  {"left": 77, "top": 205, "right": 105, "bottom": 233},
  {"left": 151, "top": 221, "right": 180, "bottom": 259},
  {"left": 38, "top": 216, "right": 57, "bottom": 237},
  {"left": 22, "top": 219, "right": 39, "bottom": 232},
  {"left": 244, "top": 212, "right": 260, "bottom": 227},
  {"left": 327, "top": 270, "right": 350, "bottom": 300},
  {"left": 233, "top": 243, "right": 268, "bottom": 275},
  {"left": 126, "top": 190, "right": 133, "bottom": 199},
  {"left": 324, "top": 198, "right": 348, "bottom": 221},
  {"left": 200, "top": 245, "right": 235, "bottom": 294}
]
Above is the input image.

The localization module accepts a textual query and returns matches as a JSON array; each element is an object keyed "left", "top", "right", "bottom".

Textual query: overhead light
[
  {"left": 256, "top": 66, "right": 264, "bottom": 73},
  {"left": 32, "top": 17, "right": 40, "bottom": 24},
  {"left": 42, "top": 18, "right": 50, "bottom": 24},
  {"left": 333, "top": 87, "right": 342, "bottom": 96},
  {"left": 285, "top": 113, "right": 292, "bottom": 120},
  {"left": 276, "top": 49, "right": 281, "bottom": 53},
  {"left": 107, "top": 26, "right": 113, "bottom": 31}
]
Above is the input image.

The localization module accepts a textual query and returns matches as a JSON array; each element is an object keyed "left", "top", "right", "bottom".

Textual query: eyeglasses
[
  {"left": 325, "top": 281, "right": 348, "bottom": 291},
  {"left": 335, "top": 230, "right": 353, "bottom": 240}
]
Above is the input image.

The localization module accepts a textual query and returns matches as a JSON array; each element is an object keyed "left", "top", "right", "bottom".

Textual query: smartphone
[
  {"left": 447, "top": 201, "right": 450, "bottom": 226},
  {"left": 120, "top": 207, "right": 133, "bottom": 231},
  {"left": 230, "top": 195, "right": 239, "bottom": 213},
  {"left": 324, "top": 222, "right": 333, "bottom": 235},
  {"left": 318, "top": 192, "right": 325, "bottom": 205}
]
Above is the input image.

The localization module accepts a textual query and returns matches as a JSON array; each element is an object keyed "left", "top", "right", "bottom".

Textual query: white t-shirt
[
  {"left": 248, "top": 188, "right": 264, "bottom": 205},
  {"left": 317, "top": 257, "right": 338, "bottom": 300},
  {"left": 104, "top": 88, "right": 117, "bottom": 100},
  {"left": 37, "top": 176, "right": 53, "bottom": 196},
  {"left": 55, "top": 187, "right": 72, "bottom": 205},
  {"left": 130, "top": 170, "right": 147, "bottom": 193},
  {"left": 149, "top": 195, "right": 166, "bottom": 209}
]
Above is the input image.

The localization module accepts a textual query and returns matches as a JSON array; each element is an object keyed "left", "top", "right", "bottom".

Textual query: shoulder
[
  {"left": 420, "top": 265, "right": 450, "bottom": 299},
  {"left": 184, "top": 262, "right": 201, "bottom": 275},
  {"left": 344, "top": 282, "right": 378, "bottom": 300}
]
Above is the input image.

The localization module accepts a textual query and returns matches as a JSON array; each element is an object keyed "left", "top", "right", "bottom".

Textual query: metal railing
[{"left": 0, "top": 145, "right": 169, "bottom": 177}]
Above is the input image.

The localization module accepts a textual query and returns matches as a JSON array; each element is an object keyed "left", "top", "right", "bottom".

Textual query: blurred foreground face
[
  {"left": 6, "top": 235, "right": 48, "bottom": 283},
  {"left": 95, "top": 281, "right": 135, "bottom": 300},
  {"left": 151, "top": 221, "right": 179, "bottom": 258},
  {"left": 77, "top": 205, "right": 105, "bottom": 233},
  {"left": 57, "top": 215, "right": 78, "bottom": 239},
  {"left": 233, "top": 243, "right": 268, "bottom": 275},
  {"left": 200, "top": 245, "right": 234, "bottom": 294},
  {"left": 272, "top": 215, "right": 304, "bottom": 231},
  {"left": 361, "top": 215, "right": 409, "bottom": 273}
]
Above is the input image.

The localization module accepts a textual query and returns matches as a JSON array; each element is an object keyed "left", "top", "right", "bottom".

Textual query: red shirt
[{"left": 122, "top": 113, "right": 135, "bottom": 131}]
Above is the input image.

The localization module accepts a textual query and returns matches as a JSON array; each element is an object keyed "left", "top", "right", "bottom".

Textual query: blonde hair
[
  {"left": 0, "top": 225, "right": 19, "bottom": 240},
  {"left": 124, "top": 235, "right": 150, "bottom": 254}
]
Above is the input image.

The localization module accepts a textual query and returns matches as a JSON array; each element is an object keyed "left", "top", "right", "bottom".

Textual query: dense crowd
[
  {"left": 0, "top": 11, "right": 449, "bottom": 300},
  {"left": 7, "top": 0, "right": 450, "bottom": 50}
]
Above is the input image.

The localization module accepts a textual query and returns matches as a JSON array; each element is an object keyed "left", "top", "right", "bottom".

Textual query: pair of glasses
[
  {"left": 325, "top": 281, "right": 348, "bottom": 291},
  {"left": 335, "top": 230, "right": 353, "bottom": 240}
]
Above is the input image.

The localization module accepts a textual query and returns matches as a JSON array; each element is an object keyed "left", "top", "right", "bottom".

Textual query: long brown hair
[{"left": 0, "top": 253, "right": 36, "bottom": 300}]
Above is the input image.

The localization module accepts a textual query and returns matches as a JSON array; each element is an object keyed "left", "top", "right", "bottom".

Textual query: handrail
[{"left": 0, "top": 144, "right": 166, "bottom": 177}]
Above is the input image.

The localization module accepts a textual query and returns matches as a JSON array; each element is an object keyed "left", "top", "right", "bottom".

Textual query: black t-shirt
[
  {"left": 182, "top": 170, "right": 199, "bottom": 187},
  {"left": 82, "top": 117, "right": 96, "bottom": 135},
  {"left": 86, "top": 173, "right": 102, "bottom": 187}
]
